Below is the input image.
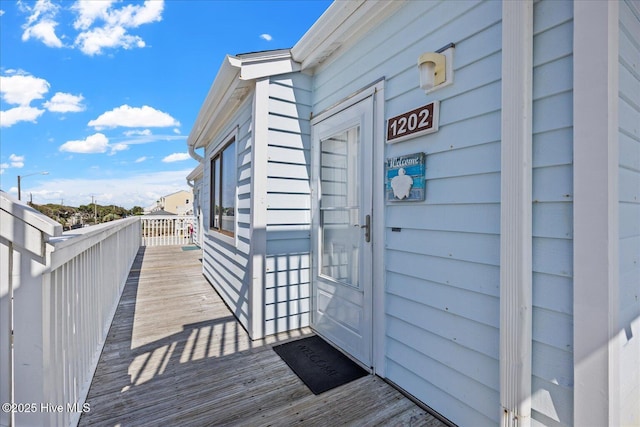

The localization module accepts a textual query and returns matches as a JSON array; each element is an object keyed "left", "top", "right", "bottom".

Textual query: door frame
[{"left": 310, "top": 79, "right": 386, "bottom": 375}]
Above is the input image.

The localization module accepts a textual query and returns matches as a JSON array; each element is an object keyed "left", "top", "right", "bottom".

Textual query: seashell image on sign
[{"left": 385, "top": 152, "right": 426, "bottom": 202}]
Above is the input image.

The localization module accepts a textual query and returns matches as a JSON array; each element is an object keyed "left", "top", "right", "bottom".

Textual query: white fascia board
[
  {"left": 234, "top": 49, "right": 301, "bottom": 80},
  {"left": 188, "top": 55, "right": 243, "bottom": 150},
  {"left": 291, "top": 0, "right": 405, "bottom": 71}
]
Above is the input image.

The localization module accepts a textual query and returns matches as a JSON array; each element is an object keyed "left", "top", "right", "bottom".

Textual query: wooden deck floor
[{"left": 79, "top": 246, "right": 447, "bottom": 427}]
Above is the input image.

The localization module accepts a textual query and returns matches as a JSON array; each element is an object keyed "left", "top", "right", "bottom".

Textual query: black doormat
[{"left": 273, "top": 335, "right": 368, "bottom": 395}]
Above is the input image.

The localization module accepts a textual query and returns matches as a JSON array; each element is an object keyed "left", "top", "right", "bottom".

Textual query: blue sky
[{"left": 0, "top": 0, "right": 330, "bottom": 208}]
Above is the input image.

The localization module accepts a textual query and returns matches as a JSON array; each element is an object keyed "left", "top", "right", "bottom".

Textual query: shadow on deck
[{"left": 79, "top": 246, "right": 446, "bottom": 426}]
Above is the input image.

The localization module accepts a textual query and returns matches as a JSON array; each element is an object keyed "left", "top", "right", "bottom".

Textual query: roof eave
[
  {"left": 291, "top": 0, "right": 406, "bottom": 71},
  {"left": 187, "top": 162, "right": 204, "bottom": 181}
]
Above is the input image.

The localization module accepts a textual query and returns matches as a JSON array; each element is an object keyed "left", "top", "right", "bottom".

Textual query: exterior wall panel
[
  {"left": 265, "top": 73, "right": 312, "bottom": 336},
  {"left": 202, "top": 97, "right": 253, "bottom": 331}
]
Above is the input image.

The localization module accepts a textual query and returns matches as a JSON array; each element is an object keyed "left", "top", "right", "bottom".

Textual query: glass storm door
[{"left": 311, "top": 98, "right": 373, "bottom": 367}]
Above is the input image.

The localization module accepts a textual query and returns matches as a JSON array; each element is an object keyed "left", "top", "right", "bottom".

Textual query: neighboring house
[
  {"left": 146, "top": 190, "right": 194, "bottom": 215},
  {"left": 142, "top": 202, "right": 158, "bottom": 215},
  {"left": 186, "top": 1, "right": 640, "bottom": 426}
]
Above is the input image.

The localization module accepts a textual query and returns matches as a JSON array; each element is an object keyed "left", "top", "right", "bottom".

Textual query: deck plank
[{"left": 79, "top": 246, "right": 447, "bottom": 426}]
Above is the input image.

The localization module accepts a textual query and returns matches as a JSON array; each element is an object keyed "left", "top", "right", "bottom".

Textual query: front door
[{"left": 311, "top": 97, "right": 373, "bottom": 367}]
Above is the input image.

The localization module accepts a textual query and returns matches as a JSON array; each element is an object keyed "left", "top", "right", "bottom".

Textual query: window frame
[{"left": 209, "top": 137, "right": 236, "bottom": 237}]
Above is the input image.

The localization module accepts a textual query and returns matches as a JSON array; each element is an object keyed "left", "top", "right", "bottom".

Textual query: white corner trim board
[{"left": 573, "top": 2, "right": 621, "bottom": 426}]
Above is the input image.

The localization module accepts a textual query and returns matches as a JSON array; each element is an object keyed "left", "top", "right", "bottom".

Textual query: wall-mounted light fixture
[{"left": 418, "top": 43, "right": 455, "bottom": 94}]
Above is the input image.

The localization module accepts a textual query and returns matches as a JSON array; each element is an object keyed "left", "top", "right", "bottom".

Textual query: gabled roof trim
[{"left": 187, "top": 50, "right": 299, "bottom": 152}]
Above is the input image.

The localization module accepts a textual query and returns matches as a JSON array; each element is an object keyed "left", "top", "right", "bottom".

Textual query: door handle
[
  {"left": 362, "top": 214, "right": 371, "bottom": 243},
  {"left": 353, "top": 215, "right": 371, "bottom": 243}
]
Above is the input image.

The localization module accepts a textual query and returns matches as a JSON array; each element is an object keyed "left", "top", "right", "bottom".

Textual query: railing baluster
[{"left": 139, "top": 215, "right": 196, "bottom": 247}]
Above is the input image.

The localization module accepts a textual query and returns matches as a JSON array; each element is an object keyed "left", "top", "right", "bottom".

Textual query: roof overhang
[
  {"left": 187, "top": 49, "right": 300, "bottom": 152},
  {"left": 291, "top": 0, "right": 406, "bottom": 71}
]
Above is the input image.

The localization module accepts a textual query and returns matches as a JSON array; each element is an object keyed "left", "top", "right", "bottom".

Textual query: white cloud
[
  {"left": 109, "top": 143, "right": 129, "bottom": 155},
  {"left": 260, "top": 33, "right": 273, "bottom": 42},
  {"left": 20, "top": 0, "right": 64, "bottom": 48},
  {"left": 23, "top": 19, "right": 64, "bottom": 47},
  {"left": 88, "top": 105, "right": 180, "bottom": 129},
  {"left": 72, "top": 0, "right": 115, "bottom": 30},
  {"left": 0, "top": 73, "right": 50, "bottom": 106},
  {"left": 0, "top": 106, "right": 45, "bottom": 127},
  {"left": 0, "top": 72, "right": 50, "bottom": 126},
  {"left": 59, "top": 133, "right": 109, "bottom": 153},
  {"left": 162, "top": 152, "right": 190, "bottom": 163},
  {"left": 0, "top": 154, "right": 25, "bottom": 173},
  {"left": 113, "top": 1, "right": 164, "bottom": 28},
  {"left": 124, "top": 129, "right": 152, "bottom": 136},
  {"left": 74, "top": 25, "right": 143, "bottom": 55},
  {"left": 43, "top": 92, "right": 86, "bottom": 113},
  {"left": 72, "top": 0, "right": 164, "bottom": 55},
  {"left": 18, "top": 0, "right": 164, "bottom": 56},
  {"left": 0, "top": 10, "right": 5, "bottom": 17},
  {"left": 9, "top": 154, "right": 25, "bottom": 168},
  {"left": 173, "top": 128, "right": 180, "bottom": 134},
  {"left": 135, "top": 156, "right": 147, "bottom": 163}
]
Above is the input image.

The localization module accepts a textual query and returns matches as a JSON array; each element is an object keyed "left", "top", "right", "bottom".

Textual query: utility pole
[
  {"left": 17, "top": 171, "right": 48, "bottom": 200},
  {"left": 91, "top": 195, "right": 98, "bottom": 224}
]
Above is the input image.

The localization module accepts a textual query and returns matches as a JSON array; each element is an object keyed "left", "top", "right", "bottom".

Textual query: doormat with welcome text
[{"left": 273, "top": 335, "right": 368, "bottom": 395}]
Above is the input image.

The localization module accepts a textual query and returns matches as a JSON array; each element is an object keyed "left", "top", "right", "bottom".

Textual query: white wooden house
[{"left": 187, "top": 1, "right": 640, "bottom": 426}]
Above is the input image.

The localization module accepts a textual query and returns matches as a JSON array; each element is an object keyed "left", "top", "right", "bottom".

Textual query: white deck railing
[
  {"left": 44, "top": 218, "right": 141, "bottom": 427},
  {"left": 141, "top": 215, "right": 197, "bottom": 247},
  {"left": 1, "top": 192, "right": 141, "bottom": 427}
]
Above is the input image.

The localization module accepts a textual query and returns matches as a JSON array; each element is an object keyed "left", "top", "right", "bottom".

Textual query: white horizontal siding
[
  {"left": 264, "top": 73, "right": 312, "bottom": 336},
  {"left": 531, "top": 1, "right": 574, "bottom": 425},
  {"left": 311, "top": 2, "right": 504, "bottom": 423},
  {"left": 618, "top": 1, "right": 640, "bottom": 424},
  {"left": 202, "top": 96, "right": 253, "bottom": 331},
  {"left": 384, "top": 3, "right": 502, "bottom": 425},
  {"left": 314, "top": 1, "right": 501, "bottom": 114}
]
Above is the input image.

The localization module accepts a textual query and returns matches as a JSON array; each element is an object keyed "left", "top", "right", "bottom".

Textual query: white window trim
[{"left": 208, "top": 126, "right": 239, "bottom": 247}]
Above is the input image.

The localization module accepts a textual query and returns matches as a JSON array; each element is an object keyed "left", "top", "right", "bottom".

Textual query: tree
[{"left": 129, "top": 206, "right": 144, "bottom": 216}]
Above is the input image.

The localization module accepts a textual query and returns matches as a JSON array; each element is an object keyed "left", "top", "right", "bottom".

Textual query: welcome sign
[{"left": 385, "top": 153, "right": 426, "bottom": 202}]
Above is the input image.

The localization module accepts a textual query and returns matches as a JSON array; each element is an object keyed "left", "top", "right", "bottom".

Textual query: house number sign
[{"left": 386, "top": 101, "right": 439, "bottom": 144}]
